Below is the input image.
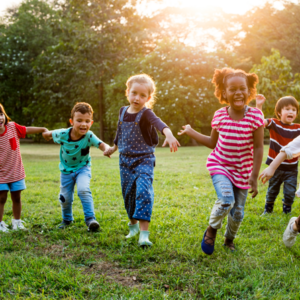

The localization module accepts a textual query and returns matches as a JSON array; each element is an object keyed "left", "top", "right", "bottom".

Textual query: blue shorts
[{"left": 0, "top": 179, "right": 26, "bottom": 192}]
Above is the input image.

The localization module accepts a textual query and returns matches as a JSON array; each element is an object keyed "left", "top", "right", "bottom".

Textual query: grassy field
[{"left": 0, "top": 144, "right": 300, "bottom": 299}]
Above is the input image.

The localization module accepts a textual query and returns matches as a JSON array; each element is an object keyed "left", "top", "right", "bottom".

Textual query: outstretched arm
[
  {"left": 178, "top": 125, "right": 219, "bottom": 149},
  {"left": 248, "top": 126, "right": 264, "bottom": 198},
  {"left": 256, "top": 94, "right": 268, "bottom": 126},
  {"left": 26, "top": 127, "right": 48, "bottom": 135}
]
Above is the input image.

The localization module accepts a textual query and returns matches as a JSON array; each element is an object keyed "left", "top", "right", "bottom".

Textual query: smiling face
[
  {"left": 279, "top": 105, "right": 297, "bottom": 125},
  {"left": 69, "top": 112, "right": 93, "bottom": 137},
  {"left": 223, "top": 76, "right": 249, "bottom": 111},
  {"left": 127, "top": 83, "right": 151, "bottom": 113}
]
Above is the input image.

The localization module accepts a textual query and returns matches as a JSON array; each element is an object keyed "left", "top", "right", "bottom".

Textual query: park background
[{"left": 1, "top": 0, "right": 300, "bottom": 299}]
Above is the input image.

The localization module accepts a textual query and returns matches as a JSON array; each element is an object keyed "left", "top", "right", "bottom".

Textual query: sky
[{"left": 0, "top": 0, "right": 295, "bottom": 16}]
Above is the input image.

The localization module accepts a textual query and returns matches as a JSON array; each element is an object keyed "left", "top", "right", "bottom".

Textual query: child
[
  {"left": 103, "top": 74, "right": 180, "bottom": 246},
  {"left": 0, "top": 103, "right": 48, "bottom": 232},
  {"left": 43, "top": 102, "right": 110, "bottom": 231},
  {"left": 178, "top": 68, "right": 264, "bottom": 255},
  {"left": 259, "top": 138, "right": 300, "bottom": 247},
  {"left": 256, "top": 95, "right": 300, "bottom": 214}
]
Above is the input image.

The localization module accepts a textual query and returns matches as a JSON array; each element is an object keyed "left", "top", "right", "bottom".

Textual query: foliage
[
  {"left": 105, "top": 40, "right": 231, "bottom": 145},
  {"left": 0, "top": 0, "right": 60, "bottom": 125},
  {"left": 31, "top": 0, "right": 160, "bottom": 138},
  {"left": 1, "top": 144, "right": 300, "bottom": 298},
  {"left": 221, "top": 1, "right": 300, "bottom": 72},
  {"left": 251, "top": 49, "right": 300, "bottom": 120}
]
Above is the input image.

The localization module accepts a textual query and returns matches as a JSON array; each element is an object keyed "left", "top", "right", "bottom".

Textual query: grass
[{"left": 0, "top": 144, "right": 300, "bottom": 299}]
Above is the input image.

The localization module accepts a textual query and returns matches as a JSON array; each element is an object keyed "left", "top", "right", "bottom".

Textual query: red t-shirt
[{"left": 0, "top": 122, "right": 27, "bottom": 183}]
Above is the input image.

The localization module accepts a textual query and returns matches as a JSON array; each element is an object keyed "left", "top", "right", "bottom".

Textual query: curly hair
[
  {"left": 126, "top": 74, "right": 156, "bottom": 109},
  {"left": 211, "top": 68, "right": 259, "bottom": 104}
]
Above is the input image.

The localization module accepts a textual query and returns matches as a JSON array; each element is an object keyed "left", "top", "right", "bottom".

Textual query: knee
[
  {"left": 212, "top": 201, "right": 234, "bottom": 217},
  {"left": 77, "top": 188, "right": 91, "bottom": 198},
  {"left": 59, "top": 194, "right": 71, "bottom": 205},
  {"left": 231, "top": 206, "right": 244, "bottom": 222}
]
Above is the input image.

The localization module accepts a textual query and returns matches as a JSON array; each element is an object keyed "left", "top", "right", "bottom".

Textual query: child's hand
[
  {"left": 259, "top": 166, "right": 275, "bottom": 184},
  {"left": 162, "top": 128, "right": 180, "bottom": 152},
  {"left": 248, "top": 175, "right": 258, "bottom": 198},
  {"left": 42, "top": 131, "right": 52, "bottom": 141},
  {"left": 256, "top": 94, "right": 266, "bottom": 110},
  {"left": 178, "top": 125, "right": 192, "bottom": 136},
  {"left": 103, "top": 145, "right": 117, "bottom": 158}
]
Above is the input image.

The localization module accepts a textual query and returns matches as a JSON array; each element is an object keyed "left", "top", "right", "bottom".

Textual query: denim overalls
[{"left": 118, "top": 106, "right": 157, "bottom": 222}]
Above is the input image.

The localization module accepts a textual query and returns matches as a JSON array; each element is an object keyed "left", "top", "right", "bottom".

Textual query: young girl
[
  {"left": 179, "top": 68, "right": 264, "bottom": 254},
  {"left": 104, "top": 74, "right": 180, "bottom": 246},
  {"left": 0, "top": 104, "right": 48, "bottom": 232}
]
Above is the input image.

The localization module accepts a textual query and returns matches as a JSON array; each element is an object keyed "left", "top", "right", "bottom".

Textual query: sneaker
[
  {"left": 0, "top": 221, "right": 9, "bottom": 233},
  {"left": 283, "top": 204, "right": 292, "bottom": 214},
  {"left": 12, "top": 219, "right": 26, "bottom": 230},
  {"left": 58, "top": 219, "right": 72, "bottom": 229},
  {"left": 262, "top": 203, "right": 274, "bottom": 215},
  {"left": 86, "top": 219, "right": 99, "bottom": 232},
  {"left": 283, "top": 217, "right": 299, "bottom": 248}
]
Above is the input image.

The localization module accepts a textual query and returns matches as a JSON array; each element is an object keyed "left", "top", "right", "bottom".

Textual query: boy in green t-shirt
[{"left": 43, "top": 102, "right": 110, "bottom": 231}]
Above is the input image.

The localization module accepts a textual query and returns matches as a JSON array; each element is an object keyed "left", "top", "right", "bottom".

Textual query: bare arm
[
  {"left": 26, "top": 127, "right": 48, "bottom": 135},
  {"left": 248, "top": 126, "right": 264, "bottom": 198},
  {"left": 178, "top": 125, "right": 219, "bottom": 149},
  {"left": 256, "top": 94, "right": 268, "bottom": 126}
]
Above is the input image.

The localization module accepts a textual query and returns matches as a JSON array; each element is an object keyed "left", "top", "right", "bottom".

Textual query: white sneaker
[
  {"left": 12, "top": 219, "right": 26, "bottom": 230},
  {"left": 0, "top": 221, "right": 9, "bottom": 233},
  {"left": 283, "top": 217, "right": 299, "bottom": 248}
]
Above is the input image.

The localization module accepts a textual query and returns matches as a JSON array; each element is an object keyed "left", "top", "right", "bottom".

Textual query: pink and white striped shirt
[{"left": 206, "top": 106, "right": 264, "bottom": 189}]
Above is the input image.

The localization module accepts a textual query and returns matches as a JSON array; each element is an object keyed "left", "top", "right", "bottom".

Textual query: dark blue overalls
[{"left": 118, "top": 106, "right": 157, "bottom": 222}]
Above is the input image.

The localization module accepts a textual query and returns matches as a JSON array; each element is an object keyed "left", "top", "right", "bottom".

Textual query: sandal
[
  {"left": 223, "top": 238, "right": 236, "bottom": 252},
  {"left": 201, "top": 229, "right": 216, "bottom": 255}
]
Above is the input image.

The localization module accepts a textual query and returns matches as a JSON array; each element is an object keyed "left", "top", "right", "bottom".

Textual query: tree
[
  {"left": 105, "top": 40, "right": 227, "bottom": 145},
  {"left": 31, "top": 0, "right": 160, "bottom": 139},
  {"left": 0, "top": 0, "right": 60, "bottom": 125},
  {"left": 251, "top": 49, "right": 300, "bottom": 121}
]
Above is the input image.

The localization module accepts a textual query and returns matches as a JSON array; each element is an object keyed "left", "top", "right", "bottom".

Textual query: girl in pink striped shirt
[{"left": 179, "top": 68, "right": 264, "bottom": 255}]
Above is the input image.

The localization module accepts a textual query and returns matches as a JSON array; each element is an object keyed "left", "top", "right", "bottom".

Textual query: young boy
[
  {"left": 256, "top": 95, "right": 300, "bottom": 214},
  {"left": 259, "top": 137, "right": 300, "bottom": 247},
  {"left": 43, "top": 102, "right": 110, "bottom": 231}
]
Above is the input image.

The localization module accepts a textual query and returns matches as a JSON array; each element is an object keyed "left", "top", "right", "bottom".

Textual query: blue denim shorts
[{"left": 0, "top": 179, "right": 26, "bottom": 192}]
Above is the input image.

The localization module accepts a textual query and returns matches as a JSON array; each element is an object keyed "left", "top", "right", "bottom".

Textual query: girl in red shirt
[{"left": 0, "top": 104, "right": 48, "bottom": 232}]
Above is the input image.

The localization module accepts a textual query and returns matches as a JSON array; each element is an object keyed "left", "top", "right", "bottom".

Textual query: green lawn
[{"left": 0, "top": 144, "right": 300, "bottom": 299}]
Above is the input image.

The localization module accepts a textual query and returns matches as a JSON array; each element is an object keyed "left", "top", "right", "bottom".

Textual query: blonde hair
[{"left": 125, "top": 74, "right": 156, "bottom": 109}]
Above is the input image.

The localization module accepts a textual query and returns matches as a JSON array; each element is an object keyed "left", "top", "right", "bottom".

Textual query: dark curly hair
[
  {"left": 211, "top": 68, "right": 259, "bottom": 104},
  {"left": 71, "top": 102, "right": 94, "bottom": 119}
]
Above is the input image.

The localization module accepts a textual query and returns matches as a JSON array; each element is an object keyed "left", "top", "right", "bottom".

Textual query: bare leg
[
  {"left": 139, "top": 220, "right": 149, "bottom": 231},
  {"left": 0, "top": 191, "right": 8, "bottom": 222},
  {"left": 11, "top": 191, "right": 22, "bottom": 220},
  {"left": 205, "top": 225, "right": 217, "bottom": 245}
]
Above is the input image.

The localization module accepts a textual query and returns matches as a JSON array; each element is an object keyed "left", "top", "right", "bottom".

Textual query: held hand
[
  {"left": 162, "top": 135, "right": 180, "bottom": 152},
  {"left": 259, "top": 166, "right": 275, "bottom": 184},
  {"left": 103, "top": 146, "right": 116, "bottom": 158},
  {"left": 178, "top": 125, "right": 192, "bottom": 136},
  {"left": 256, "top": 94, "right": 266, "bottom": 109},
  {"left": 42, "top": 131, "right": 52, "bottom": 141},
  {"left": 248, "top": 175, "right": 258, "bottom": 198}
]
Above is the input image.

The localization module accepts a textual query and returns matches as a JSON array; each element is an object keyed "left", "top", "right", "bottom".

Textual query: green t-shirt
[{"left": 52, "top": 128, "right": 102, "bottom": 174}]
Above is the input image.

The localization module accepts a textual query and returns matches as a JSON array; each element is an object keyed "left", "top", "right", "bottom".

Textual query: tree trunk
[{"left": 98, "top": 80, "right": 104, "bottom": 140}]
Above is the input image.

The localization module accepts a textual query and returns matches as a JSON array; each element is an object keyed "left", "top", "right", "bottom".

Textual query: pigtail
[
  {"left": 212, "top": 68, "right": 235, "bottom": 104},
  {"left": 246, "top": 73, "right": 259, "bottom": 101}
]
